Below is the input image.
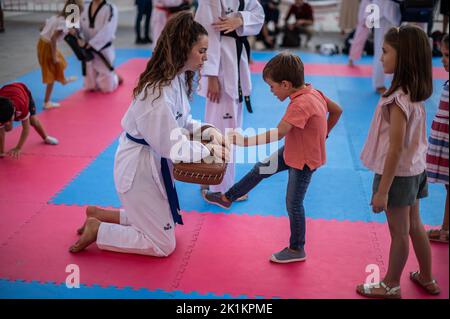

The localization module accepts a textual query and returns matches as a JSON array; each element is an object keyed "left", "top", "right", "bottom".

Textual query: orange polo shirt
[{"left": 281, "top": 84, "right": 328, "bottom": 170}]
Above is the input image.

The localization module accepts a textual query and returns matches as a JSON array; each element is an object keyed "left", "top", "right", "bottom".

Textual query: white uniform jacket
[
  {"left": 114, "top": 73, "right": 211, "bottom": 198},
  {"left": 195, "top": 0, "right": 264, "bottom": 100}
]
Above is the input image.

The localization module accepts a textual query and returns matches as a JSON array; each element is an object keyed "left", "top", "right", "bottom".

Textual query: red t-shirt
[
  {"left": 0, "top": 82, "right": 31, "bottom": 122},
  {"left": 282, "top": 84, "right": 328, "bottom": 170}
]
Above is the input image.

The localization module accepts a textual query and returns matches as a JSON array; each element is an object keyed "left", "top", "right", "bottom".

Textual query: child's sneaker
[
  {"left": 203, "top": 191, "right": 232, "bottom": 209},
  {"left": 270, "top": 247, "right": 306, "bottom": 263},
  {"left": 44, "top": 136, "right": 59, "bottom": 145},
  {"left": 43, "top": 101, "right": 61, "bottom": 109},
  {"left": 63, "top": 76, "right": 77, "bottom": 85}
]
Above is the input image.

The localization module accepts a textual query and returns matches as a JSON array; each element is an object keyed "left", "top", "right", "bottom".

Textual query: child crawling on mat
[
  {"left": 204, "top": 52, "right": 343, "bottom": 263},
  {"left": 0, "top": 82, "right": 59, "bottom": 159}
]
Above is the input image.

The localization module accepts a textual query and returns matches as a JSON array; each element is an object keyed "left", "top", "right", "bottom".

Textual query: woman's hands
[
  {"left": 202, "top": 127, "right": 231, "bottom": 163},
  {"left": 212, "top": 15, "right": 243, "bottom": 34}
]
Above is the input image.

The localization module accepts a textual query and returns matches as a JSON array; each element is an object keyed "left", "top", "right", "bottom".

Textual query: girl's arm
[
  {"left": 50, "top": 30, "right": 63, "bottom": 64},
  {"left": 372, "top": 103, "right": 407, "bottom": 213},
  {"left": 326, "top": 98, "right": 343, "bottom": 136},
  {"left": 231, "top": 120, "right": 293, "bottom": 147}
]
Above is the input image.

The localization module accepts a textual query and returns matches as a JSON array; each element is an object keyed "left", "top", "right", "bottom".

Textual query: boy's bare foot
[
  {"left": 77, "top": 206, "right": 100, "bottom": 235},
  {"left": 348, "top": 59, "right": 354, "bottom": 67},
  {"left": 70, "top": 217, "right": 100, "bottom": 253}
]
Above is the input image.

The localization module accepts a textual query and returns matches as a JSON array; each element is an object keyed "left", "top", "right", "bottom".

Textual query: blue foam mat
[{"left": 0, "top": 279, "right": 239, "bottom": 299}]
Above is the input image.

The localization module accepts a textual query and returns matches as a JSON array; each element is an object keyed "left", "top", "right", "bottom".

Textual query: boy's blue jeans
[{"left": 225, "top": 146, "right": 314, "bottom": 250}]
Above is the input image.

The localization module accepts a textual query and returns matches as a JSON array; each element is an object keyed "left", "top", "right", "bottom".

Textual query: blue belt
[{"left": 126, "top": 133, "right": 183, "bottom": 225}]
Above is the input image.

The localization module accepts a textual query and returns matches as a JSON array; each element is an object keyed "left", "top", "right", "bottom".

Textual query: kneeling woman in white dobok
[{"left": 70, "top": 12, "right": 229, "bottom": 257}]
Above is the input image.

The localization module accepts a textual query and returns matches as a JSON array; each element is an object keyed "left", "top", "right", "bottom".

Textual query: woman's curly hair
[{"left": 133, "top": 11, "right": 208, "bottom": 102}]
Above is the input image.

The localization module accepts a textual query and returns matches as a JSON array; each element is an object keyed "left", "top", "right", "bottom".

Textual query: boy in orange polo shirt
[{"left": 204, "top": 52, "right": 343, "bottom": 263}]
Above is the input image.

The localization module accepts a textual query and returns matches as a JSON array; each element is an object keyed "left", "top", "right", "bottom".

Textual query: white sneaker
[
  {"left": 44, "top": 136, "right": 59, "bottom": 145},
  {"left": 43, "top": 101, "right": 61, "bottom": 109},
  {"left": 63, "top": 76, "right": 77, "bottom": 85}
]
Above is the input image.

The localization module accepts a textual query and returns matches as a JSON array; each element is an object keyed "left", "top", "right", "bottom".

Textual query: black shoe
[
  {"left": 203, "top": 191, "right": 232, "bottom": 209},
  {"left": 135, "top": 38, "right": 146, "bottom": 45},
  {"left": 143, "top": 36, "right": 153, "bottom": 44}
]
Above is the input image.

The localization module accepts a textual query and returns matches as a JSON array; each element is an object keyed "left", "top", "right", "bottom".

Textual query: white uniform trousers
[
  {"left": 97, "top": 150, "right": 176, "bottom": 257},
  {"left": 372, "top": 18, "right": 396, "bottom": 90},
  {"left": 84, "top": 47, "right": 119, "bottom": 93},
  {"left": 205, "top": 93, "right": 243, "bottom": 193}
]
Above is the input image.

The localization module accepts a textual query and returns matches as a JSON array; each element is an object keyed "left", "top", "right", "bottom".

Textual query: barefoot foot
[
  {"left": 70, "top": 217, "right": 100, "bottom": 253},
  {"left": 77, "top": 206, "right": 100, "bottom": 235}
]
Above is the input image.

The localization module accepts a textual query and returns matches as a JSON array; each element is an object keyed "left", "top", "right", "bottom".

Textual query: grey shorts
[{"left": 372, "top": 170, "right": 428, "bottom": 208}]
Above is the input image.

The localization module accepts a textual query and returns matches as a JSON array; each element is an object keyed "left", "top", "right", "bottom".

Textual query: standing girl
[
  {"left": 357, "top": 25, "right": 440, "bottom": 299},
  {"left": 37, "top": 0, "right": 82, "bottom": 109}
]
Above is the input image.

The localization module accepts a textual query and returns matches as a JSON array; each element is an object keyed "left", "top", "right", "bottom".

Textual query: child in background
[
  {"left": 204, "top": 52, "right": 342, "bottom": 263},
  {"left": 37, "top": 0, "right": 82, "bottom": 109},
  {"left": 0, "top": 82, "right": 58, "bottom": 159},
  {"left": 357, "top": 25, "right": 440, "bottom": 299},
  {"left": 426, "top": 34, "right": 449, "bottom": 244}
]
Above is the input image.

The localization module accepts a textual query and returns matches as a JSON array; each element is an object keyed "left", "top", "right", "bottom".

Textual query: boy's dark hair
[
  {"left": 262, "top": 52, "right": 305, "bottom": 88},
  {"left": 0, "top": 97, "right": 14, "bottom": 123},
  {"left": 383, "top": 25, "right": 433, "bottom": 102}
]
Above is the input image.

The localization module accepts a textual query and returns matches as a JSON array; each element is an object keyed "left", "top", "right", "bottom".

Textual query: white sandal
[
  {"left": 427, "top": 229, "right": 449, "bottom": 243},
  {"left": 357, "top": 281, "right": 402, "bottom": 299}
]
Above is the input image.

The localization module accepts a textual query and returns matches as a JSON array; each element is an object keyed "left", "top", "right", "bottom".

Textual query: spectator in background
[
  {"left": 441, "top": 0, "right": 448, "bottom": 34},
  {"left": 284, "top": 0, "right": 314, "bottom": 47},
  {"left": 258, "top": 0, "right": 280, "bottom": 49},
  {"left": 135, "top": 0, "right": 153, "bottom": 44},
  {"left": 338, "top": 0, "right": 360, "bottom": 34},
  {"left": 0, "top": 0, "right": 5, "bottom": 33}
]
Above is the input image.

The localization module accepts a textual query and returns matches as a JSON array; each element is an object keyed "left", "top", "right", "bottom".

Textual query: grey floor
[{"left": 0, "top": 8, "right": 350, "bottom": 84}]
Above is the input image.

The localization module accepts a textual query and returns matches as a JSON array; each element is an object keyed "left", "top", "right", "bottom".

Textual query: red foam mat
[
  {"left": 0, "top": 154, "right": 91, "bottom": 202},
  {"left": 0, "top": 204, "right": 206, "bottom": 292},
  {"left": 2, "top": 207, "right": 446, "bottom": 298},
  {"left": 0, "top": 201, "right": 45, "bottom": 245},
  {"left": 176, "top": 213, "right": 449, "bottom": 299}
]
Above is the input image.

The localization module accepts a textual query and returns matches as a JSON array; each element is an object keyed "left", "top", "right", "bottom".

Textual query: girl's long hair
[
  {"left": 133, "top": 11, "right": 208, "bottom": 102},
  {"left": 383, "top": 25, "right": 433, "bottom": 102}
]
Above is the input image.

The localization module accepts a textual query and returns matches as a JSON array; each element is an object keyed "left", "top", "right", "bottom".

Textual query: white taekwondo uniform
[
  {"left": 80, "top": 0, "right": 120, "bottom": 93},
  {"left": 195, "top": 0, "right": 264, "bottom": 193},
  {"left": 97, "top": 73, "right": 211, "bottom": 256},
  {"left": 372, "top": 0, "right": 401, "bottom": 90}
]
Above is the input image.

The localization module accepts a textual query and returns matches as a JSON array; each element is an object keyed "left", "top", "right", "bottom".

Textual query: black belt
[
  {"left": 221, "top": 31, "right": 253, "bottom": 113},
  {"left": 81, "top": 41, "right": 115, "bottom": 76},
  {"left": 125, "top": 133, "right": 183, "bottom": 225}
]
